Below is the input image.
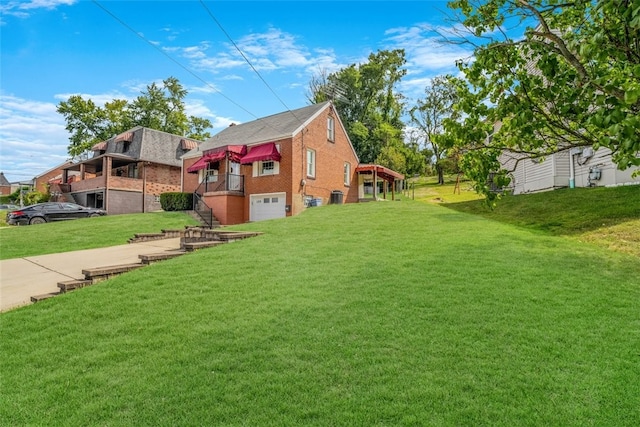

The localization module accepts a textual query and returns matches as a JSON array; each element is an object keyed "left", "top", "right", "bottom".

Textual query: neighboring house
[
  {"left": 499, "top": 147, "right": 640, "bottom": 195},
  {"left": 59, "top": 127, "right": 201, "bottom": 214},
  {"left": 495, "top": 123, "right": 640, "bottom": 195},
  {"left": 0, "top": 172, "right": 11, "bottom": 196},
  {"left": 182, "top": 101, "right": 404, "bottom": 225},
  {"left": 32, "top": 161, "right": 78, "bottom": 195}
]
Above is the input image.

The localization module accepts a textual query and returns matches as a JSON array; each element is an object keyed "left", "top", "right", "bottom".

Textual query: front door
[{"left": 229, "top": 161, "right": 242, "bottom": 191}]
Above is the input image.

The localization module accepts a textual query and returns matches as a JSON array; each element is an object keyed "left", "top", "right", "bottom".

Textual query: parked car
[
  {"left": 6, "top": 202, "right": 106, "bottom": 225},
  {"left": 0, "top": 204, "right": 19, "bottom": 210}
]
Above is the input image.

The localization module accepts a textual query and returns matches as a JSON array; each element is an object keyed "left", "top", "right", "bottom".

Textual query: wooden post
[{"left": 454, "top": 173, "right": 461, "bottom": 195}]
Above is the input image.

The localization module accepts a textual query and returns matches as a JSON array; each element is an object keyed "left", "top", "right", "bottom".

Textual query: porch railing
[{"left": 200, "top": 173, "right": 244, "bottom": 194}]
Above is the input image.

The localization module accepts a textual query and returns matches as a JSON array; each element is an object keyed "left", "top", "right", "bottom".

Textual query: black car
[{"left": 6, "top": 202, "right": 106, "bottom": 225}]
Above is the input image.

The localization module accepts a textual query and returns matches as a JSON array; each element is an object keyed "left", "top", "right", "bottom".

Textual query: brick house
[
  {"left": 33, "top": 161, "right": 78, "bottom": 195},
  {"left": 182, "top": 101, "right": 404, "bottom": 225},
  {"left": 58, "top": 127, "right": 201, "bottom": 214},
  {"left": 0, "top": 172, "right": 11, "bottom": 196}
]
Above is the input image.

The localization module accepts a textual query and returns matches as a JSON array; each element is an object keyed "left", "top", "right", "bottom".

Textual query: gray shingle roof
[
  {"left": 0, "top": 172, "right": 10, "bottom": 186},
  {"left": 195, "top": 102, "right": 331, "bottom": 154}
]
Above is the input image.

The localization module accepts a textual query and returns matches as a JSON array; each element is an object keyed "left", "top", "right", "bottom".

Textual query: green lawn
[
  {"left": 443, "top": 185, "right": 640, "bottom": 258},
  {"left": 0, "top": 211, "right": 199, "bottom": 260},
  {"left": 1, "top": 201, "right": 638, "bottom": 425}
]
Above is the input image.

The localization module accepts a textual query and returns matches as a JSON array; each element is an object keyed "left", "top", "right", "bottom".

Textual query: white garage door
[{"left": 250, "top": 193, "right": 286, "bottom": 221}]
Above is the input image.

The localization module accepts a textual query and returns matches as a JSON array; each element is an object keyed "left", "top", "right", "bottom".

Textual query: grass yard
[
  {"left": 0, "top": 211, "right": 199, "bottom": 260},
  {"left": 1, "top": 201, "right": 638, "bottom": 425},
  {"left": 444, "top": 185, "right": 640, "bottom": 258}
]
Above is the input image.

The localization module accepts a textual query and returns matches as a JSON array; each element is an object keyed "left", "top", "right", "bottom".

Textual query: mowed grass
[
  {"left": 444, "top": 185, "right": 640, "bottom": 258},
  {"left": 0, "top": 211, "right": 199, "bottom": 260},
  {"left": 1, "top": 201, "right": 639, "bottom": 425}
]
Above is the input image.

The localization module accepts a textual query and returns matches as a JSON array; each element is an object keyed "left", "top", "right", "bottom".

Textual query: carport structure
[{"left": 356, "top": 164, "right": 405, "bottom": 201}]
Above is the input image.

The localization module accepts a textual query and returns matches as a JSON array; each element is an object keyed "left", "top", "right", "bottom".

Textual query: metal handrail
[{"left": 192, "top": 192, "right": 213, "bottom": 228}]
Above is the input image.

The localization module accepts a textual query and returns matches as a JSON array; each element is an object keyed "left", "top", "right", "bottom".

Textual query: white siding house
[{"left": 500, "top": 147, "right": 640, "bottom": 195}]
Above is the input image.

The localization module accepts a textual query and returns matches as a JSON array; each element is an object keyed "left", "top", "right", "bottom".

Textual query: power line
[
  {"left": 92, "top": 0, "right": 262, "bottom": 122},
  {"left": 198, "top": 0, "right": 305, "bottom": 124}
]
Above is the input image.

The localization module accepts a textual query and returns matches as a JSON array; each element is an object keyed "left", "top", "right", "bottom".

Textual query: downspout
[
  {"left": 569, "top": 150, "right": 575, "bottom": 189},
  {"left": 569, "top": 147, "right": 582, "bottom": 189},
  {"left": 142, "top": 162, "right": 147, "bottom": 213}
]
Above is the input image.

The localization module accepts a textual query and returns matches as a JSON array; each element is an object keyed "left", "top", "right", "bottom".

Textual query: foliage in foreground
[
  {"left": 446, "top": 0, "right": 640, "bottom": 199},
  {"left": 1, "top": 202, "right": 638, "bottom": 425}
]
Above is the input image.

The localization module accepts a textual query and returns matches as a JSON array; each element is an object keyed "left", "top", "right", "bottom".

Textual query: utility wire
[
  {"left": 92, "top": 0, "right": 262, "bottom": 122},
  {"left": 198, "top": 0, "right": 305, "bottom": 124}
]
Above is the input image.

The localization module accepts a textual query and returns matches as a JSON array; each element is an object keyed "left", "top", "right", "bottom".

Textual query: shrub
[{"left": 160, "top": 192, "right": 193, "bottom": 211}]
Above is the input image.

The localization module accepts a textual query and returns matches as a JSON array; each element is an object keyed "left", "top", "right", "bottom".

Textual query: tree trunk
[{"left": 436, "top": 165, "right": 445, "bottom": 185}]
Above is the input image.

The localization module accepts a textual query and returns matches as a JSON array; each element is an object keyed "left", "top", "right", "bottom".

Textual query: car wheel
[
  {"left": 89, "top": 213, "right": 101, "bottom": 218},
  {"left": 29, "top": 217, "right": 46, "bottom": 225}
]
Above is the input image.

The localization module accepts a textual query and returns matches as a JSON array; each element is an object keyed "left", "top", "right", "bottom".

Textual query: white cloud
[
  {"left": 0, "top": 95, "right": 71, "bottom": 182},
  {"left": 0, "top": 0, "right": 76, "bottom": 20}
]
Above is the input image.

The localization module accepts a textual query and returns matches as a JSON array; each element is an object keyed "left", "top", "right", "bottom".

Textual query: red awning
[
  {"left": 240, "top": 142, "right": 281, "bottom": 164},
  {"left": 186, "top": 151, "right": 226, "bottom": 173},
  {"left": 187, "top": 156, "right": 209, "bottom": 173},
  {"left": 355, "top": 164, "right": 405, "bottom": 181}
]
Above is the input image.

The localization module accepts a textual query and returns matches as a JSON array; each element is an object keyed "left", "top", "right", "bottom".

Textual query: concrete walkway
[{"left": 0, "top": 238, "right": 182, "bottom": 312}]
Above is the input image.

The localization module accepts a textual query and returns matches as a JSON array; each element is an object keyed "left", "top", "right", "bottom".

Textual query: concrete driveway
[{"left": 0, "top": 238, "right": 182, "bottom": 312}]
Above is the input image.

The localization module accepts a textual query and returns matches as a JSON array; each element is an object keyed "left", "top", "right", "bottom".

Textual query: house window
[
  {"left": 199, "top": 163, "right": 219, "bottom": 183},
  {"left": 127, "top": 163, "right": 139, "bottom": 179},
  {"left": 253, "top": 160, "right": 280, "bottom": 177},
  {"left": 261, "top": 161, "right": 275, "bottom": 175},
  {"left": 122, "top": 141, "right": 131, "bottom": 153},
  {"left": 307, "top": 149, "right": 316, "bottom": 178},
  {"left": 344, "top": 162, "right": 351, "bottom": 186},
  {"left": 327, "top": 116, "right": 335, "bottom": 142}
]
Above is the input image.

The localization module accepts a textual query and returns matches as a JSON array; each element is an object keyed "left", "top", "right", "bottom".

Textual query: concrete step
[
  {"left": 182, "top": 240, "right": 226, "bottom": 252},
  {"left": 217, "top": 231, "right": 264, "bottom": 241},
  {"left": 139, "top": 250, "right": 186, "bottom": 264},
  {"left": 82, "top": 263, "right": 144, "bottom": 282},
  {"left": 57, "top": 279, "right": 93, "bottom": 293},
  {"left": 31, "top": 293, "right": 59, "bottom": 303}
]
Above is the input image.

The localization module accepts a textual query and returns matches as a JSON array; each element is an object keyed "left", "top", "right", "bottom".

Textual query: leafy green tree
[
  {"left": 57, "top": 77, "right": 212, "bottom": 157},
  {"left": 308, "top": 50, "right": 407, "bottom": 164},
  {"left": 409, "top": 75, "right": 461, "bottom": 184},
  {"left": 445, "top": 0, "right": 640, "bottom": 199}
]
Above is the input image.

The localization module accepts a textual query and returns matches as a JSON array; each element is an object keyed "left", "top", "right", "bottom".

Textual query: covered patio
[{"left": 356, "top": 164, "right": 405, "bottom": 201}]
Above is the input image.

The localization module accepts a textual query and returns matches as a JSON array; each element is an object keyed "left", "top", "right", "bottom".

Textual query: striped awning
[
  {"left": 181, "top": 138, "right": 198, "bottom": 150},
  {"left": 91, "top": 141, "right": 107, "bottom": 151},
  {"left": 115, "top": 132, "right": 133, "bottom": 143}
]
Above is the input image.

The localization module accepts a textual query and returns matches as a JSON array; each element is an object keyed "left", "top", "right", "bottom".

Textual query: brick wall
[
  {"left": 144, "top": 164, "right": 181, "bottom": 195},
  {"left": 289, "top": 106, "right": 360, "bottom": 214}
]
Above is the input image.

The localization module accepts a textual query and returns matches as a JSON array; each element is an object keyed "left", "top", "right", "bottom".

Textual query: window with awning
[
  {"left": 91, "top": 141, "right": 107, "bottom": 151},
  {"left": 181, "top": 139, "right": 198, "bottom": 150},
  {"left": 240, "top": 142, "right": 281, "bottom": 164},
  {"left": 115, "top": 132, "right": 133, "bottom": 143}
]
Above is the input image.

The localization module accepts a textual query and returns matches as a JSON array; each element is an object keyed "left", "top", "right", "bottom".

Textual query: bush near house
[{"left": 159, "top": 192, "right": 193, "bottom": 211}]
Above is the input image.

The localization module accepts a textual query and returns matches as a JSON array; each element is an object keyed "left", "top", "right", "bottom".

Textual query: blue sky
[{"left": 1, "top": 0, "right": 492, "bottom": 183}]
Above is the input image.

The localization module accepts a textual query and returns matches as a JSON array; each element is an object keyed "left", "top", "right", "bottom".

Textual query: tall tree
[
  {"left": 409, "top": 75, "right": 461, "bottom": 184},
  {"left": 445, "top": 0, "right": 640, "bottom": 198},
  {"left": 57, "top": 77, "right": 212, "bottom": 157},
  {"left": 308, "top": 50, "right": 407, "bottom": 164}
]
